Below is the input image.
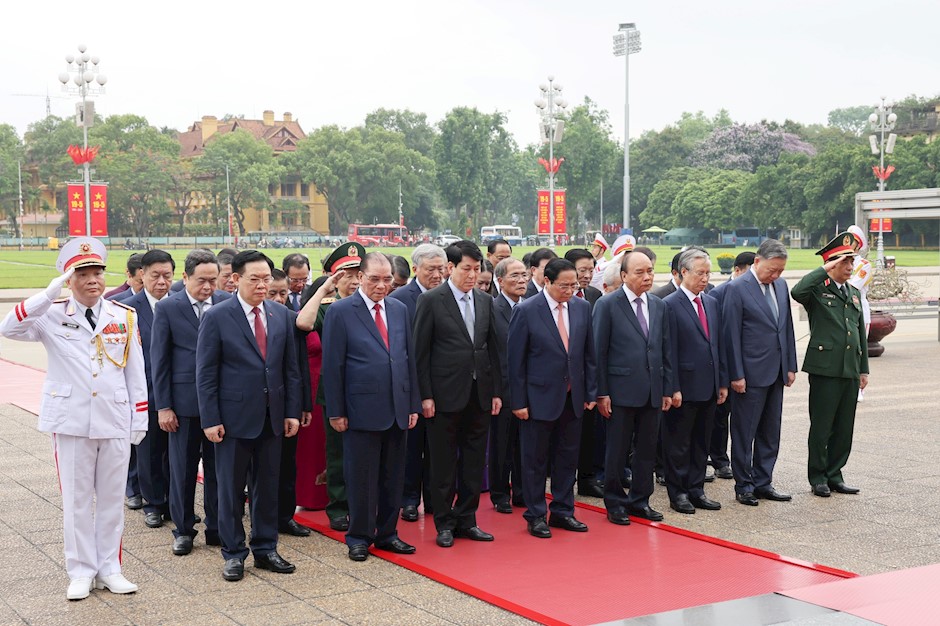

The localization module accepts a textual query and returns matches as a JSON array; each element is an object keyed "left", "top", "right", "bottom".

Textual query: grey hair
[
  {"left": 603, "top": 261, "right": 622, "bottom": 290},
  {"left": 494, "top": 257, "right": 522, "bottom": 280},
  {"left": 757, "top": 239, "right": 788, "bottom": 261},
  {"left": 411, "top": 243, "right": 446, "bottom": 268},
  {"left": 678, "top": 247, "right": 709, "bottom": 273}
]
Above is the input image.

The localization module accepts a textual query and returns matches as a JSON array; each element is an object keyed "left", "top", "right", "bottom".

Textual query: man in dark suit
[
  {"left": 414, "top": 240, "right": 501, "bottom": 547},
  {"left": 323, "top": 253, "right": 421, "bottom": 561},
  {"left": 524, "top": 247, "right": 557, "bottom": 299},
  {"left": 593, "top": 251, "right": 674, "bottom": 524},
  {"left": 283, "top": 253, "right": 310, "bottom": 313},
  {"left": 103, "top": 253, "right": 144, "bottom": 300},
  {"left": 651, "top": 252, "right": 682, "bottom": 299},
  {"left": 721, "top": 239, "right": 797, "bottom": 506},
  {"left": 151, "top": 250, "right": 230, "bottom": 555},
  {"left": 489, "top": 257, "right": 527, "bottom": 513},
  {"left": 662, "top": 249, "right": 727, "bottom": 515},
  {"left": 388, "top": 243, "right": 447, "bottom": 522},
  {"left": 126, "top": 249, "right": 175, "bottom": 529},
  {"left": 509, "top": 259, "right": 597, "bottom": 538},
  {"left": 197, "top": 250, "right": 302, "bottom": 581}
]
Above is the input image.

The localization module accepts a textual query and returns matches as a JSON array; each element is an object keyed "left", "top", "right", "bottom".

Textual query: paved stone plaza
[{"left": 1, "top": 279, "right": 939, "bottom": 624}]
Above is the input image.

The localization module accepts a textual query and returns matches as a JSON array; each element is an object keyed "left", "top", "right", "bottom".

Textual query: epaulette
[
  {"left": 53, "top": 297, "right": 69, "bottom": 303},
  {"left": 111, "top": 300, "right": 135, "bottom": 311},
  {"left": 321, "top": 298, "right": 336, "bottom": 305}
]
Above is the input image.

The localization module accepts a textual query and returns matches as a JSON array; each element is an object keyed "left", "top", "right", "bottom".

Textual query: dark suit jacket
[
  {"left": 508, "top": 292, "right": 597, "bottom": 420},
  {"left": 721, "top": 270, "right": 797, "bottom": 387},
  {"left": 708, "top": 278, "right": 732, "bottom": 307},
  {"left": 414, "top": 283, "right": 501, "bottom": 413},
  {"left": 651, "top": 279, "right": 678, "bottom": 299},
  {"left": 151, "top": 289, "right": 231, "bottom": 416},
  {"left": 664, "top": 289, "right": 727, "bottom": 402},
  {"left": 126, "top": 290, "right": 159, "bottom": 401},
  {"left": 170, "top": 279, "right": 184, "bottom": 293},
  {"left": 491, "top": 293, "right": 517, "bottom": 392},
  {"left": 322, "top": 294, "right": 420, "bottom": 430},
  {"left": 109, "top": 288, "right": 136, "bottom": 303},
  {"left": 388, "top": 279, "right": 423, "bottom": 323},
  {"left": 593, "top": 289, "right": 673, "bottom": 408},
  {"left": 524, "top": 280, "right": 540, "bottom": 299},
  {"left": 580, "top": 285, "right": 602, "bottom": 308},
  {"left": 196, "top": 296, "right": 302, "bottom": 438},
  {"left": 103, "top": 282, "right": 131, "bottom": 299}
]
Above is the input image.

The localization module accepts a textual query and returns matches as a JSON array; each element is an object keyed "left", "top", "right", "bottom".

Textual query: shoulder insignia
[
  {"left": 111, "top": 300, "right": 134, "bottom": 311},
  {"left": 823, "top": 278, "right": 831, "bottom": 287},
  {"left": 321, "top": 298, "right": 336, "bottom": 305},
  {"left": 53, "top": 297, "right": 69, "bottom": 303}
]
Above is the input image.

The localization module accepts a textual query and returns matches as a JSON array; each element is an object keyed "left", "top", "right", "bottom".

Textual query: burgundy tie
[
  {"left": 577, "top": 290, "right": 584, "bottom": 299},
  {"left": 373, "top": 303, "right": 389, "bottom": 349},
  {"left": 251, "top": 306, "right": 267, "bottom": 359},
  {"left": 694, "top": 296, "right": 709, "bottom": 339}
]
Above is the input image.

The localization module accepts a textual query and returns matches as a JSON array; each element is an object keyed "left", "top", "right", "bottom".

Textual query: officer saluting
[
  {"left": 0, "top": 238, "right": 148, "bottom": 600},
  {"left": 791, "top": 232, "right": 869, "bottom": 498}
]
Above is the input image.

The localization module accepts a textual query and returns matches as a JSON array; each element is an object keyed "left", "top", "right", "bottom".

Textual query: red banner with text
[
  {"left": 66, "top": 183, "right": 109, "bottom": 236},
  {"left": 67, "top": 184, "right": 86, "bottom": 236},
  {"left": 536, "top": 189, "right": 567, "bottom": 235},
  {"left": 870, "top": 217, "right": 892, "bottom": 233}
]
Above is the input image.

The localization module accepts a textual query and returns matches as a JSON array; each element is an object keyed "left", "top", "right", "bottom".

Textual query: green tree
[
  {"left": 23, "top": 116, "right": 83, "bottom": 207},
  {"left": 0, "top": 125, "right": 25, "bottom": 237},
  {"left": 674, "top": 109, "right": 733, "bottom": 144},
  {"left": 629, "top": 126, "right": 694, "bottom": 228},
  {"left": 639, "top": 167, "right": 710, "bottom": 230},
  {"left": 365, "top": 108, "right": 437, "bottom": 157},
  {"left": 737, "top": 152, "right": 812, "bottom": 233},
  {"left": 671, "top": 169, "right": 752, "bottom": 230},
  {"left": 801, "top": 143, "right": 871, "bottom": 240},
  {"left": 826, "top": 105, "right": 873, "bottom": 137}
]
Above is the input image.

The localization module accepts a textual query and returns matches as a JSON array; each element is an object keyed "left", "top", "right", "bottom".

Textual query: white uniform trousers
[{"left": 53, "top": 434, "right": 129, "bottom": 579}]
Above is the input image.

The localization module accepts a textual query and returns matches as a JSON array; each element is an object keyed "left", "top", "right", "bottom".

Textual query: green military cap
[
  {"left": 323, "top": 241, "right": 366, "bottom": 273},
  {"left": 816, "top": 231, "right": 861, "bottom": 263}
]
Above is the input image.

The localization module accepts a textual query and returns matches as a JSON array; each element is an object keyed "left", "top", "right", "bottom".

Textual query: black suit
[
  {"left": 578, "top": 285, "right": 602, "bottom": 307},
  {"left": 574, "top": 285, "right": 602, "bottom": 491},
  {"left": 414, "top": 282, "right": 501, "bottom": 532},
  {"left": 651, "top": 279, "right": 678, "bottom": 299},
  {"left": 524, "top": 280, "right": 540, "bottom": 299},
  {"left": 278, "top": 311, "right": 313, "bottom": 530},
  {"left": 489, "top": 292, "right": 523, "bottom": 508}
]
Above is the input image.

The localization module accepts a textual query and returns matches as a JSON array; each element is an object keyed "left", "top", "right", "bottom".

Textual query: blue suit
[
  {"left": 593, "top": 288, "right": 673, "bottom": 512},
  {"left": 663, "top": 289, "right": 727, "bottom": 502},
  {"left": 721, "top": 270, "right": 797, "bottom": 495},
  {"left": 151, "top": 289, "right": 230, "bottom": 541},
  {"left": 508, "top": 292, "right": 597, "bottom": 522},
  {"left": 322, "top": 292, "right": 420, "bottom": 547},
  {"left": 196, "top": 296, "right": 302, "bottom": 562},
  {"left": 706, "top": 279, "right": 734, "bottom": 470}
]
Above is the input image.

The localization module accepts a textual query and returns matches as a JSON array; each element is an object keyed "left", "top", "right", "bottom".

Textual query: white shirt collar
[
  {"left": 237, "top": 293, "right": 264, "bottom": 317},
  {"left": 447, "top": 278, "right": 472, "bottom": 302},
  {"left": 74, "top": 298, "right": 102, "bottom": 320},
  {"left": 622, "top": 284, "right": 647, "bottom": 305},
  {"left": 543, "top": 288, "right": 565, "bottom": 312},
  {"left": 144, "top": 289, "right": 165, "bottom": 312},
  {"left": 679, "top": 284, "right": 701, "bottom": 305},
  {"left": 358, "top": 287, "right": 383, "bottom": 311}
]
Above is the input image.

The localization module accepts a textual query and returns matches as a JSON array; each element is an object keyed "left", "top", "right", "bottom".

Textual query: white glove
[
  {"left": 45, "top": 268, "right": 75, "bottom": 300},
  {"left": 130, "top": 431, "right": 146, "bottom": 446}
]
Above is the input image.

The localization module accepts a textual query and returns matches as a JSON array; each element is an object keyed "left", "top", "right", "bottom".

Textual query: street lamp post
[
  {"left": 58, "top": 44, "right": 107, "bottom": 238},
  {"left": 536, "top": 76, "right": 567, "bottom": 248},
  {"left": 613, "top": 23, "right": 641, "bottom": 234},
  {"left": 868, "top": 97, "right": 897, "bottom": 265}
]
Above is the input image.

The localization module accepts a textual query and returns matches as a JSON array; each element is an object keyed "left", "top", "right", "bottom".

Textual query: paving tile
[
  {"left": 309, "top": 589, "right": 414, "bottom": 618},
  {"left": 231, "top": 599, "right": 329, "bottom": 625}
]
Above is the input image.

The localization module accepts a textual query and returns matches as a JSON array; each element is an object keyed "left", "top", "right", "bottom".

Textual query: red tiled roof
[{"left": 177, "top": 116, "right": 306, "bottom": 158}]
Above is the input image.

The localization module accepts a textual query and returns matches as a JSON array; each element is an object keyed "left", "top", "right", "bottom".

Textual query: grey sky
[{"left": 3, "top": 0, "right": 938, "bottom": 148}]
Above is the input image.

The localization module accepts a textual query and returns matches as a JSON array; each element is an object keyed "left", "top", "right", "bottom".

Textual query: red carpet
[
  {"left": 295, "top": 501, "right": 852, "bottom": 625},
  {"left": 0, "top": 358, "right": 45, "bottom": 415}
]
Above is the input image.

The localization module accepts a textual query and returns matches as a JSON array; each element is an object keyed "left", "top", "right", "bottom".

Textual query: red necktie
[
  {"left": 251, "top": 306, "right": 267, "bottom": 359},
  {"left": 577, "top": 290, "right": 584, "bottom": 299},
  {"left": 373, "top": 303, "right": 389, "bottom": 349},
  {"left": 694, "top": 296, "right": 709, "bottom": 339}
]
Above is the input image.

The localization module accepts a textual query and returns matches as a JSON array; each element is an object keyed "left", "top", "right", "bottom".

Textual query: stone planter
[
  {"left": 716, "top": 257, "right": 734, "bottom": 275},
  {"left": 867, "top": 309, "right": 897, "bottom": 357}
]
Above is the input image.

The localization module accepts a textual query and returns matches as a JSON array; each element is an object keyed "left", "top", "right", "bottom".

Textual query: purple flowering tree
[{"left": 690, "top": 123, "right": 816, "bottom": 172}]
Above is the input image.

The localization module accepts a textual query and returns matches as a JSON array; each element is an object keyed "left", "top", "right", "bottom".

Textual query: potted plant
[
  {"left": 716, "top": 253, "right": 735, "bottom": 275},
  {"left": 865, "top": 264, "right": 920, "bottom": 357}
]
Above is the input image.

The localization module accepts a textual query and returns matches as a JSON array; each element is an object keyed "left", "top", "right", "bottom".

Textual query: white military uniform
[
  {"left": 0, "top": 289, "right": 148, "bottom": 581},
  {"left": 591, "top": 234, "right": 635, "bottom": 291}
]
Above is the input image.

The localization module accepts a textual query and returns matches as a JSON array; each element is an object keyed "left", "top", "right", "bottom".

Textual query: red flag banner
[
  {"left": 90, "top": 184, "right": 108, "bottom": 236},
  {"left": 553, "top": 189, "right": 567, "bottom": 235},
  {"left": 870, "top": 217, "right": 893, "bottom": 233},
  {"left": 536, "top": 189, "right": 567, "bottom": 236},
  {"left": 537, "top": 189, "right": 550, "bottom": 234},
  {"left": 67, "top": 183, "right": 86, "bottom": 236}
]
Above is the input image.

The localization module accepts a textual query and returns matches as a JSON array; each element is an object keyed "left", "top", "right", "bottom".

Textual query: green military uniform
[{"left": 791, "top": 234, "right": 869, "bottom": 490}]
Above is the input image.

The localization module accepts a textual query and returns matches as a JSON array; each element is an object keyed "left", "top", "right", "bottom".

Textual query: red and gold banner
[
  {"left": 536, "top": 189, "right": 567, "bottom": 235},
  {"left": 66, "top": 183, "right": 109, "bottom": 236},
  {"left": 870, "top": 217, "right": 892, "bottom": 233},
  {"left": 67, "top": 184, "right": 86, "bottom": 236}
]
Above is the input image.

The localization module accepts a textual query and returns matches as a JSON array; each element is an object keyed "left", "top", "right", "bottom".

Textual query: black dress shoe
[
  {"left": 454, "top": 526, "right": 494, "bottom": 541},
  {"left": 755, "top": 487, "right": 792, "bottom": 501},
  {"left": 670, "top": 497, "right": 696, "bottom": 515},
  {"left": 400, "top": 505, "right": 419, "bottom": 522},
  {"left": 144, "top": 512, "right": 164, "bottom": 528},
  {"left": 714, "top": 465, "right": 734, "bottom": 480},
  {"left": 511, "top": 497, "right": 525, "bottom": 508},
  {"left": 436, "top": 530, "right": 454, "bottom": 548},
  {"left": 193, "top": 514, "right": 201, "bottom": 524},
  {"left": 222, "top": 558, "right": 244, "bottom": 581},
  {"left": 736, "top": 492, "right": 759, "bottom": 506},
  {"left": 655, "top": 474, "right": 666, "bottom": 486},
  {"left": 829, "top": 482, "right": 860, "bottom": 494},
  {"left": 690, "top": 495, "right": 722, "bottom": 511},
  {"left": 375, "top": 538, "right": 416, "bottom": 554},
  {"left": 205, "top": 532, "right": 221, "bottom": 546},
  {"left": 812, "top": 483, "right": 831, "bottom": 497},
  {"left": 548, "top": 515, "right": 588, "bottom": 532},
  {"left": 494, "top": 501, "right": 513, "bottom": 514},
  {"left": 606, "top": 509, "right": 631, "bottom": 525},
  {"left": 527, "top": 517, "right": 552, "bottom": 538},
  {"left": 704, "top": 471, "right": 716, "bottom": 483},
  {"left": 254, "top": 551, "right": 295, "bottom": 574},
  {"left": 172, "top": 535, "right": 193, "bottom": 556},
  {"left": 329, "top": 517, "right": 349, "bottom": 531},
  {"left": 279, "top": 519, "right": 311, "bottom": 537},
  {"left": 125, "top": 495, "right": 143, "bottom": 510},
  {"left": 348, "top": 545, "right": 369, "bottom": 562},
  {"left": 578, "top": 482, "right": 604, "bottom": 498},
  {"left": 628, "top": 505, "right": 664, "bottom": 522}
]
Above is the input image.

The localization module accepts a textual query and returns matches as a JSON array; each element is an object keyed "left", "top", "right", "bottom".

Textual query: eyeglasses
[
  {"left": 553, "top": 283, "right": 579, "bottom": 291},
  {"left": 288, "top": 277, "right": 308, "bottom": 284},
  {"left": 504, "top": 272, "right": 527, "bottom": 281},
  {"left": 363, "top": 274, "right": 393, "bottom": 285},
  {"left": 246, "top": 276, "right": 274, "bottom": 286}
]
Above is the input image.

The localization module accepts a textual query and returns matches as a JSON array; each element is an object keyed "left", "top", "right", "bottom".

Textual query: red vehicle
[{"left": 347, "top": 223, "right": 408, "bottom": 247}]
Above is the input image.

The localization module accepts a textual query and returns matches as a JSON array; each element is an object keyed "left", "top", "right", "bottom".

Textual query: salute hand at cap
[{"left": 46, "top": 267, "right": 75, "bottom": 300}]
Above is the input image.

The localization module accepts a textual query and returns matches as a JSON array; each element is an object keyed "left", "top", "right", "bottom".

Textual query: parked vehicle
[{"left": 348, "top": 223, "right": 408, "bottom": 247}]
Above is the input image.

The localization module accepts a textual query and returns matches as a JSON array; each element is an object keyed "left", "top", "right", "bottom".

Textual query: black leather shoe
[
  {"left": 655, "top": 474, "right": 666, "bottom": 486},
  {"left": 829, "top": 482, "right": 860, "bottom": 494},
  {"left": 328, "top": 517, "right": 349, "bottom": 531},
  {"left": 494, "top": 501, "right": 513, "bottom": 514},
  {"left": 436, "top": 530, "right": 454, "bottom": 548},
  {"left": 348, "top": 545, "right": 369, "bottom": 562},
  {"left": 548, "top": 515, "right": 588, "bottom": 532},
  {"left": 193, "top": 514, "right": 201, "bottom": 524},
  {"left": 400, "top": 505, "right": 419, "bottom": 522},
  {"left": 205, "top": 532, "right": 221, "bottom": 546},
  {"left": 755, "top": 487, "right": 792, "bottom": 501},
  {"left": 511, "top": 497, "right": 525, "bottom": 508},
  {"left": 528, "top": 518, "right": 552, "bottom": 538},
  {"left": 606, "top": 509, "right": 631, "bottom": 525},
  {"left": 222, "top": 558, "right": 244, "bottom": 581},
  {"left": 375, "top": 538, "right": 416, "bottom": 554},
  {"left": 714, "top": 465, "right": 734, "bottom": 480},
  {"left": 454, "top": 526, "right": 494, "bottom": 541},
  {"left": 690, "top": 495, "right": 722, "bottom": 510},
  {"left": 736, "top": 492, "right": 759, "bottom": 506},
  {"left": 172, "top": 535, "right": 193, "bottom": 556},
  {"left": 254, "top": 551, "right": 295, "bottom": 574},
  {"left": 578, "top": 482, "right": 604, "bottom": 498},
  {"left": 126, "top": 495, "right": 143, "bottom": 510},
  {"left": 812, "top": 484, "right": 831, "bottom": 497},
  {"left": 670, "top": 496, "right": 695, "bottom": 515},
  {"left": 279, "top": 520, "right": 311, "bottom": 537},
  {"left": 144, "top": 512, "right": 164, "bottom": 528},
  {"left": 704, "top": 470, "right": 716, "bottom": 483},
  {"left": 628, "top": 506, "right": 664, "bottom": 522}
]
